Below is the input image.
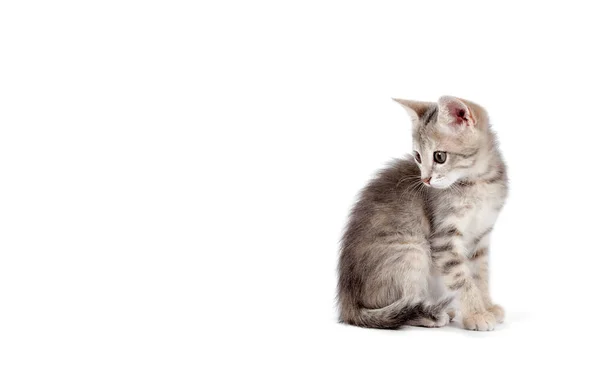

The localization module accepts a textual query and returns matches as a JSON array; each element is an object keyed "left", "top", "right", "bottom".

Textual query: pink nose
[{"left": 422, "top": 177, "right": 431, "bottom": 185}]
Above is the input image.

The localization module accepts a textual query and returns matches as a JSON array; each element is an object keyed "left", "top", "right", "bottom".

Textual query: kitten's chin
[
  {"left": 430, "top": 183, "right": 452, "bottom": 189},
  {"left": 429, "top": 179, "right": 456, "bottom": 189},
  {"left": 430, "top": 174, "right": 461, "bottom": 189}
]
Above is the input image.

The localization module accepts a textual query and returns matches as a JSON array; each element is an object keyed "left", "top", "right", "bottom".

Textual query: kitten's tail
[{"left": 348, "top": 297, "right": 453, "bottom": 329}]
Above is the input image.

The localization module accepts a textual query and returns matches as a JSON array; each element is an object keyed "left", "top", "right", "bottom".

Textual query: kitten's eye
[
  {"left": 433, "top": 151, "right": 447, "bottom": 164},
  {"left": 414, "top": 151, "right": 421, "bottom": 164}
]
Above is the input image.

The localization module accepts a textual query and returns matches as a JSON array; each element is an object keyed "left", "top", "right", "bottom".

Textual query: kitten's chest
[
  {"left": 462, "top": 200, "right": 499, "bottom": 237},
  {"left": 436, "top": 183, "right": 506, "bottom": 251}
]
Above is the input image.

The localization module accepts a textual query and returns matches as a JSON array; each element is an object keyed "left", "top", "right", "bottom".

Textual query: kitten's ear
[
  {"left": 438, "top": 96, "right": 478, "bottom": 130},
  {"left": 392, "top": 98, "right": 432, "bottom": 122}
]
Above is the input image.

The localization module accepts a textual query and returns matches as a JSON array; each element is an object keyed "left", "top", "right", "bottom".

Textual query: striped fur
[{"left": 337, "top": 96, "right": 507, "bottom": 331}]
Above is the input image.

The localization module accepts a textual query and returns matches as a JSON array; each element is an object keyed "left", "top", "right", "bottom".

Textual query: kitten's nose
[{"left": 422, "top": 177, "right": 431, "bottom": 185}]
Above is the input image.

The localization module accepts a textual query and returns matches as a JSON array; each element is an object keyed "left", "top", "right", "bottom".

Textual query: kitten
[{"left": 337, "top": 96, "right": 507, "bottom": 331}]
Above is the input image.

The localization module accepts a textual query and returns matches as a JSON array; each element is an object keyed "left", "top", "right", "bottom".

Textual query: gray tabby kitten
[{"left": 337, "top": 96, "right": 507, "bottom": 331}]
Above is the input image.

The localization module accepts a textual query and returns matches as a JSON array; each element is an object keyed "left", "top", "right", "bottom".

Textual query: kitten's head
[{"left": 394, "top": 96, "right": 492, "bottom": 189}]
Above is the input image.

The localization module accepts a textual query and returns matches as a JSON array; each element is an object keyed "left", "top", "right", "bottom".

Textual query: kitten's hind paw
[
  {"left": 446, "top": 308, "right": 457, "bottom": 321},
  {"left": 434, "top": 312, "right": 451, "bottom": 327},
  {"left": 488, "top": 304, "right": 505, "bottom": 323},
  {"left": 406, "top": 312, "right": 450, "bottom": 328},
  {"left": 462, "top": 311, "right": 496, "bottom": 331}
]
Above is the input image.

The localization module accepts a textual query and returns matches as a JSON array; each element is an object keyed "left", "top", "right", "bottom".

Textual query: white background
[{"left": 1, "top": 1, "right": 599, "bottom": 378}]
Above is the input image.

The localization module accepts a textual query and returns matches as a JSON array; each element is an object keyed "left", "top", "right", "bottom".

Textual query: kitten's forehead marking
[
  {"left": 414, "top": 105, "right": 440, "bottom": 149},
  {"left": 421, "top": 105, "right": 438, "bottom": 127}
]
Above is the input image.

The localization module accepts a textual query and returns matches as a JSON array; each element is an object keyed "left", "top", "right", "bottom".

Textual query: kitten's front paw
[
  {"left": 488, "top": 304, "right": 505, "bottom": 323},
  {"left": 462, "top": 311, "right": 496, "bottom": 331}
]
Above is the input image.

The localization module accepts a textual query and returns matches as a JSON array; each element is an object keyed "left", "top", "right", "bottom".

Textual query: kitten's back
[{"left": 337, "top": 158, "right": 442, "bottom": 328}]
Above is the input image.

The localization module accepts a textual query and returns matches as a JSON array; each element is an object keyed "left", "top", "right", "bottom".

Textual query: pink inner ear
[
  {"left": 445, "top": 102, "right": 471, "bottom": 126},
  {"left": 455, "top": 108, "right": 468, "bottom": 122}
]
